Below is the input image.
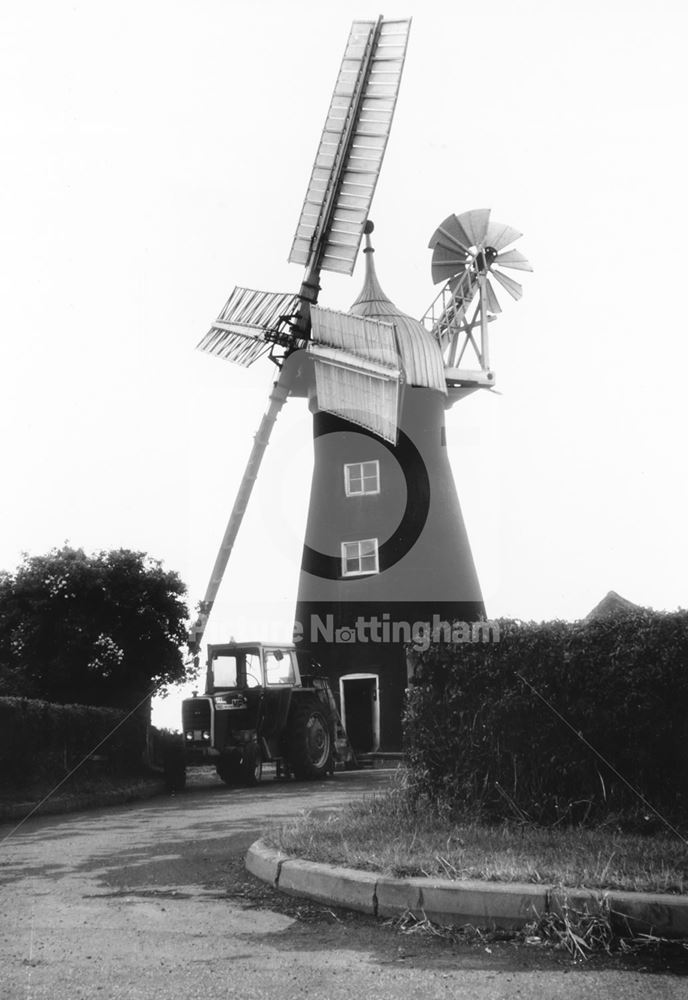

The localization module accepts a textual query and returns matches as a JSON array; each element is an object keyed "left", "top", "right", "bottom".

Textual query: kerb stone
[
  {"left": 408, "top": 878, "right": 547, "bottom": 930},
  {"left": 278, "top": 860, "right": 377, "bottom": 914},
  {"left": 609, "top": 890, "right": 688, "bottom": 939},
  {"left": 245, "top": 839, "right": 287, "bottom": 887},
  {"left": 375, "top": 877, "right": 423, "bottom": 918}
]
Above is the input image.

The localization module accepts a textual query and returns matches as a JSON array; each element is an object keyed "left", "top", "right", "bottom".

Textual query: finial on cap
[{"left": 363, "top": 219, "right": 375, "bottom": 253}]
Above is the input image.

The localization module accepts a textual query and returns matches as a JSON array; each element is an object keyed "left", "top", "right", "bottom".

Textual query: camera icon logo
[{"left": 335, "top": 626, "right": 357, "bottom": 644}]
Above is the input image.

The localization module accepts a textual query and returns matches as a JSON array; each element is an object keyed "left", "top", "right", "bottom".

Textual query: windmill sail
[
  {"left": 289, "top": 17, "right": 411, "bottom": 278},
  {"left": 308, "top": 305, "right": 401, "bottom": 443},
  {"left": 197, "top": 287, "right": 301, "bottom": 367}
]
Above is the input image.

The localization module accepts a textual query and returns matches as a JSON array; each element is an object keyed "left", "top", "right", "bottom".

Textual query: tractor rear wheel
[{"left": 287, "top": 698, "right": 332, "bottom": 780}]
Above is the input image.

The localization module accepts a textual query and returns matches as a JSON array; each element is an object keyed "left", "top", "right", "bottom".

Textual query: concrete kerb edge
[
  {"left": 245, "top": 840, "right": 290, "bottom": 888},
  {"left": 245, "top": 838, "right": 688, "bottom": 938}
]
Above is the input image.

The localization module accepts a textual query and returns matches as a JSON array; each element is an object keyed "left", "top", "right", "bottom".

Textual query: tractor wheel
[
  {"left": 216, "top": 754, "right": 240, "bottom": 786},
  {"left": 238, "top": 742, "right": 262, "bottom": 787},
  {"left": 287, "top": 698, "right": 332, "bottom": 780},
  {"left": 163, "top": 743, "right": 186, "bottom": 793}
]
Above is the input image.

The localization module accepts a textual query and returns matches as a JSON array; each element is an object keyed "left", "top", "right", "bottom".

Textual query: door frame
[{"left": 339, "top": 672, "right": 380, "bottom": 753}]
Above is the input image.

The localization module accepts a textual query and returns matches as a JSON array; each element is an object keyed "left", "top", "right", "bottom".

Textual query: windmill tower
[{"left": 189, "top": 17, "right": 531, "bottom": 754}]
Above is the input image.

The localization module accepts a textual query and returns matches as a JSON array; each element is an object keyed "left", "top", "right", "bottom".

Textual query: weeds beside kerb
[
  {"left": 536, "top": 896, "right": 615, "bottom": 961},
  {"left": 390, "top": 900, "right": 688, "bottom": 963}
]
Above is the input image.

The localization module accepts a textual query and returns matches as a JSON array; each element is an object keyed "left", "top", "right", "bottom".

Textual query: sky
[{"left": 2, "top": 1, "right": 687, "bottom": 729}]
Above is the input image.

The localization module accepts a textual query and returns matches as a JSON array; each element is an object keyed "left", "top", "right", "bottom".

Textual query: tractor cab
[{"left": 207, "top": 643, "right": 298, "bottom": 693}]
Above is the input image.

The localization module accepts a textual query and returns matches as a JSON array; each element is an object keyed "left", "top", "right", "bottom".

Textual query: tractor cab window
[
  {"left": 265, "top": 650, "right": 296, "bottom": 686},
  {"left": 211, "top": 650, "right": 262, "bottom": 689},
  {"left": 243, "top": 652, "right": 262, "bottom": 688},
  {"left": 211, "top": 653, "right": 238, "bottom": 688}
]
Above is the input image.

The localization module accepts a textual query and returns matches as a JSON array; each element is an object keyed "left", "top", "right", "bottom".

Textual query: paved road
[{"left": 0, "top": 769, "right": 685, "bottom": 999}]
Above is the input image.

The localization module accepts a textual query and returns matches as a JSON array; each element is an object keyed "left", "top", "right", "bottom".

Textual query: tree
[{"left": 0, "top": 546, "right": 193, "bottom": 709}]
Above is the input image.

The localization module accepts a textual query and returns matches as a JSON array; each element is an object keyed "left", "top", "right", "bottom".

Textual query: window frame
[
  {"left": 341, "top": 538, "right": 380, "bottom": 577},
  {"left": 211, "top": 649, "right": 261, "bottom": 689},
  {"left": 264, "top": 649, "right": 297, "bottom": 687},
  {"left": 344, "top": 460, "right": 380, "bottom": 498}
]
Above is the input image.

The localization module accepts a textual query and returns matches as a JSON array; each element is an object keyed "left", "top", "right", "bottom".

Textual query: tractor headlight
[
  {"left": 202, "top": 730, "right": 211, "bottom": 741},
  {"left": 185, "top": 731, "right": 193, "bottom": 741}
]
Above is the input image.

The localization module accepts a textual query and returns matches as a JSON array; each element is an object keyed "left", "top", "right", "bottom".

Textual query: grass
[{"left": 268, "top": 772, "right": 688, "bottom": 895}]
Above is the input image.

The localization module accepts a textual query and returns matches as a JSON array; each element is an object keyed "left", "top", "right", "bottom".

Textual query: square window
[
  {"left": 344, "top": 460, "right": 380, "bottom": 497},
  {"left": 341, "top": 538, "right": 379, "bottom": 576}
]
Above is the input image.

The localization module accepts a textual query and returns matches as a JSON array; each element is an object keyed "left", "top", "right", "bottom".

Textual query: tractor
[{"left": 167, "top": 641, "right": 354, "bottom": 790}]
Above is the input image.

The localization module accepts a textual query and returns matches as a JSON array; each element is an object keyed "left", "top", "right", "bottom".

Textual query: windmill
[{"left": 189, "top": 17, "right": 531, "bottom": 753}]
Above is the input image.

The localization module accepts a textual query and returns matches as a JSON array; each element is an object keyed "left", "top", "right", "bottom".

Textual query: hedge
[
  {"left": 0, "top": 697, "right": 148, "bottom": 790},
  {"left": 403, "top": 610, "right": 688, "bottom": 828}
]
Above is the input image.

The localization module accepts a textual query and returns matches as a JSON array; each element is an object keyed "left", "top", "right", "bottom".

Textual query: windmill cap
[{"left": 350, "top": 229, "right": 446, "bottom": 393}]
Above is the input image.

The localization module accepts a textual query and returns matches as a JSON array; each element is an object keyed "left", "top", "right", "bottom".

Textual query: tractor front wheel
[
  {"left": 217, "top": 747, "right": 262, "bottom": 787},
  {"left": 238, "top": 743, "right": 262, "bottom": 787},
  {"left": 287, "top": 698, "right": 332, "bottom": 780},
  {"left": 216, "top": 754, "right": 240, "bottom": 785},
  {"left": 163, "top": 741, "right": 187, "bottom": 793}
]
